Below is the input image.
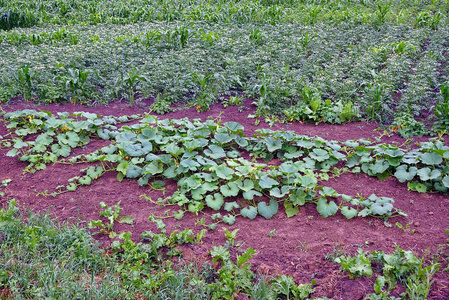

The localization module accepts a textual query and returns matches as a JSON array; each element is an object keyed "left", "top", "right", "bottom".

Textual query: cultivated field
[{"left": 1, "top": 0, "right": 449, "bottom": 299}]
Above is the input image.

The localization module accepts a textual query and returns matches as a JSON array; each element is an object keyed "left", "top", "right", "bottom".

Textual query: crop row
[
  {"left": 1, "top": 22, "right": 449, "bottom": 128},
  {"left": 3, "top": 110, "right": 449, "bottom": 223},
  {"left": 1, "top": 0, "right": 447, "bottom": 30}
]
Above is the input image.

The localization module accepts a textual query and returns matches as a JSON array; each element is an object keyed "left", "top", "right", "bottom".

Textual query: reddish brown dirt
[{"left": 1, "top": 98, "right": 449, "bottom": 299}]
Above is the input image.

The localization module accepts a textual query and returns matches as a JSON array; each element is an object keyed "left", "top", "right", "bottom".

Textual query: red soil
[{"left": 1, "top": 98, "right": 448, "bottom": 299}]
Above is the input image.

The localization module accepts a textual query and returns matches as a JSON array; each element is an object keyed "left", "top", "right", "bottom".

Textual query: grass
[
  {"left": 0, "top": 200, "right": 128, "bottom": 299},
  {"left": 0, "top": 200, "right": 308, "bottom": 299}
]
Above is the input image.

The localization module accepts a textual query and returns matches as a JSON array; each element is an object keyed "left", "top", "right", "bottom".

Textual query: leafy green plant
[
  {"left": 334, "top": 248, "right": 373, "bottom": 279},
  {"left": 88, "top": 201, "right": 134, "bottom": 238},
  {"left": 123, "top": 68, "right": 145, "bottom": 106},
  {"left": 16, "top": 65, "right": 33, "bottom": 101},
  {"left": 433, "top": 84, "right": 449, "bottom": 133},
  {"left": 415, "top": 10, "right": 443, "bottom": 30},
  {"left": 0, "top": 178, "right": 12, "bottom": 197},
  {"left": 223, "top": 227, "right": 239, "bottom": 247},
  {"left": 373, "top": 0, "right": 392, "bottom": 28},
  {"left": 222, "top": 95, "right": 244, "bottom": 108},
  {"left": 271, "top": 275, "right": 315, "bottom": 300},
  {"left": 149, "top": 93, "right": 173, "bottom": 114},
  {"left": 395, "top": 222, "right": 415, "bottom": 235},
  {"left": 364, "top": 83, "right": 388, "bottom": 121},
  {"left": 63, "top": 68, "right": 91, "bottom": 103},
  {"left": 391, "top": 113, "right": 428, "bottom": 138},
  {"left": 336, "top": 246, "right": 440, "bottom": 299},
  {"left": 191, "top": 72, "right": 219, "bottom": 111}
]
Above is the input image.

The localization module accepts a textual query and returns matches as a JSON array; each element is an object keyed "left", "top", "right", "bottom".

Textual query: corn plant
[
  {"left": 191, "top": 72, "right": 218, "bottom": 111},
  {"left": 433, "top": 84, "right": 449, "bottom": 132},
  {"left": 364, "top": 83, "right": 387, "bottom": 121},
  {"left": 123, "top": 67, "right": 145, "bottom": 106},
  {"left": 16, "top": 65, "right": 33, "bottom": 101},
  {"left": 373, "top": 0, "right": 392, "bottom": 28},
  {"left": 63, "top": 68, "right": 90, "bottom": 103}
]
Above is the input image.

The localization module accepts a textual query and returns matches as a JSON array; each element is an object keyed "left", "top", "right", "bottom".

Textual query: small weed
[
  {"left": 297, "top": 241, "right": 310, "bottom": 252},
  {"left": 268, "top": 229, "right": 277, "bottom": 239}
]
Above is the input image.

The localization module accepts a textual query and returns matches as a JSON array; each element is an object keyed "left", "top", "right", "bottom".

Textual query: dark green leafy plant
[
  {"left": 391, "top": 113, "right": 428, "bottom": 138},
  {"left": 336, "top": 246, "right": 440, "bottom": 299}
]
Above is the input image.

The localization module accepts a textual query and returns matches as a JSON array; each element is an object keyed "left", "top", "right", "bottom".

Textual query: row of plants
[
  {"left": 290, "top": 0, "right": 448, "bottom": 28},
  {"left": 1, "top": 0, "right": 447, "bottom": 30},
  {"left": 2, "top": 110, "right": 449, "bottom": 224},
  {"left": 1, "top": 21, "right": 449, "bottom": 128},
  {"left": 0, "top": 0, "right": 290, "bottom": 30}
]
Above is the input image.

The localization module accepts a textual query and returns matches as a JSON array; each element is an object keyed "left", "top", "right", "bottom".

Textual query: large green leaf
[
  {"left": 78, "top": 175, "right": 92, "bottom": 185},
  {"left": 416, "top": 167, "right": 441, "bottom": 181},
  {"left": 284, "top": 203, "right": 299, "bottom": 218},
  {"left": 123, "top": 141, "right": 152, "bottom": 157},
  {"left": 87, "top": 166, "right": 103, "bottom": 179},
  {"left": 420, "top": 152, "right": 443, "bottom": 165},
  {"left": 259, "top": 176, "right": 279, "bottom": 189},
  {"left": 215, "top": 164, "right": 234, "bottom": 180},
  {"left": 270, "top": 186, "right": 291, "bottom": 198},
  {"left": 407, "top": 181, "right": 428, "bottom": 193},
  {"left": 369, "top": 159, "right": 390, "bottom": 174},
  {"left": 224, "top": 201, "right": 240, "bottom": 212},
  {"left": 341, "top": 206, "right": 358, "bottom": 219},
  {"left": 214, "top": 133, "right": 233, "bottom": 144},
  {"left": 205, "top": 193, "right": 224, "bottom": 210},
  {"left": 224, "top": 121, "right": 244, "bottom": 133},
  {"left": 235, "top": 136, "right": 249, "bottom": 147},
  {"left": 62, "top": 131, "right": 80, "bottom": 147},
  {"left": 241, "top": 206, "right": 257, "bottom": 219},
  {"left": 310, "top": 148, "right": 330, "bottom": 162},
  {"left": 51, "top": 144, "right": 70, "bottom": 157},
  {"left": 126, "top": 164, "right": 143, "bottom": 178},
  {"left": 442, "top": 177, "right": 449, "bottom": 188},
  {"left": 205, "top": 144, "right": 226, "bottom": 159},
  {"left": 116, "top": 131, "right": 137, "bottom": 143},
  {"left": 279, "top": 163, "right": 297, "bottom": 174},
  {"left": 289, "top": 189, "right": 309, "bottom": 206},
  {"left": 220, "top": 182, "right": 239, "bottom": 197},
  {"left": 394, "top": 165, "right": 417, "bottom": 183},
  {"left": 370, "top": 202, "right": 393, "bottom": 216},
  {"left": 264, "top": 137, "right": 282, "bottom": 152},
  {"left": 222, "top": 214, "right": 236, "bottom": 225},
  {"left": 257, "top": 199, "right": 279, "bottom": 219},
  {"left": 180, "top": 158, "right": 201, "bottom": 171},
  {"left": 35, "top": 133, "right": 53, "bottom": 146},
  {"left": 144, "top": 160, "right": 164, "bottom": 175},
  {"left": 243, "top": 190, "right": 262, "bottom": 200},
  {"left": 297, "top": 175, "right": 317, "bottom": 188},
  {"left": 316, "top": 197, "right": 338, "bottom": 218},
  {"left": 236, "top": 179, "right": 254, "bottom": 192}
]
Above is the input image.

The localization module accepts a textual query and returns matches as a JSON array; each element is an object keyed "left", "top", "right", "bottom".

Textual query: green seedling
[
  {"left": 223, "top": 227, "right": 239, "bottom": 247},
  {"left": 88, "top": 201, "right": 134, "bottom": 238},
  {"left": 396, "top": 222, "right": 415, "bottom": 234},
  {"left": 268, "top": 229, "right": 277, "bottom": 239}
]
